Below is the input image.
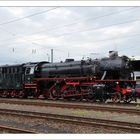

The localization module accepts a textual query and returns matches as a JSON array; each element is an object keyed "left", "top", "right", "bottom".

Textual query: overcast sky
[{"left": 0, "top": 7, "right": 140, "bottom": 64}]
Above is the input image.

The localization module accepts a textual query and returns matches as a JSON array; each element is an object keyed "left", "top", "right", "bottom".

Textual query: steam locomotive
[{"left": 0, "top": 51, "right": 136, "bottom": 103}]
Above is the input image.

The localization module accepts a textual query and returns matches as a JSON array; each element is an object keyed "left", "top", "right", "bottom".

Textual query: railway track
[
  {"left": 0, "top": 108, "right": 140, "bottom": 133},
  {"left": 0, "top": 124, "right": 38, "bottom": 133},
  {"left": 0, "top": 99, "right": 140, "bottom": 115}
]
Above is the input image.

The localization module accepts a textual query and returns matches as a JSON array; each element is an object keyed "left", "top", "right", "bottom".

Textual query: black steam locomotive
[{"left": 0, "top": 51, "right": 136, "bottom": 103}]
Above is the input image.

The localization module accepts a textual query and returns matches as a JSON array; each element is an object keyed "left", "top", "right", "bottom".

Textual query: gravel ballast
[
  {"left": 0, "top": 103, "right": 140, "bottom": 123},
  {"left": 0, "top": 101, "right": 140, "bottom": 133}
]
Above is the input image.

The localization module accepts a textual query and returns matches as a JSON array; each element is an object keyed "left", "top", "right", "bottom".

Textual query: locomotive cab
[{"left": 24, "top": 63, "right": 38, "bottom": 83}]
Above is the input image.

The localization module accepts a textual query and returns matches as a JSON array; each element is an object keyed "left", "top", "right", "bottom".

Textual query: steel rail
[
  {"left": 0, "top": 108, "right": 140, "bottom": 133},
  {"left": 0, "top": 99, "right": 140, "bottom": 115},
  {"left": 0, "top": 125, "right": 38, "bottom": 133}
]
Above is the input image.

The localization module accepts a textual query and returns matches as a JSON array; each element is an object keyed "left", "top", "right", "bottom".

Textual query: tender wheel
[
  {"left": 10, "top": 91, "right": 16, "bottom": 98},
  {"left": 18, "top": 91, "right": 26, "bottom": 98},
  {"left": 1, "top": 91, "right": 9, "bottom": 98},
  {"left": 112, "top": 92, "right": 121, "bottom": 103}
]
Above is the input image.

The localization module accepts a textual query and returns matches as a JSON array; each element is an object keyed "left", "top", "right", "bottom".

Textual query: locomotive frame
[{"left": 0, "top": 74, "right": 136, "bottom": 103}]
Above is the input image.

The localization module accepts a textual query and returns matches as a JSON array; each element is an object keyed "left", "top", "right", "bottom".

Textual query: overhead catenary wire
[
  {"left": 0, "top": 7, "right": 138, "bottom": 44},
  {"left": 0, "top": 7, "right": 59, "bottom": 26},
  {"left": 2, "top": 10, "right": 139, "bottom": 46},
  {"left": 30, "top": 7, "right": 138, "bottom": 35},
  {"left": 0, "top": 7, "right": 60, "bottom": 44},
  {"left": 1, "top": 18, "right": 140, "bottom": 55},
  {"left": 24, "top": 17, "right": 140, "bottom": 43}
]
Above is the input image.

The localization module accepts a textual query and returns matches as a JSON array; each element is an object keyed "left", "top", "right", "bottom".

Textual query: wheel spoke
[{"left": 112, "top": 92, "right": 121, "bottom": 103}]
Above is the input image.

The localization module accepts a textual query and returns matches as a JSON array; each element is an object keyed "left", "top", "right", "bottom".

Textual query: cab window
[
  {"left": 25, "top": 68, "right": 31, "bottom": 74},
  {"left": 25, "top": 67, "right": 34, "bottom": 74},
  {"left": 30, "top": 67, "right": 34, "bottom": 74}
]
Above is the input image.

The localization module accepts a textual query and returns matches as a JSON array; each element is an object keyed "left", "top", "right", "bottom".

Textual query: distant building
[
  {"left": 134, "top": 71, "right": 140, "bottom": 80},
  {"left": 131, "top": 60, "right": 140, "bottom": 80}
]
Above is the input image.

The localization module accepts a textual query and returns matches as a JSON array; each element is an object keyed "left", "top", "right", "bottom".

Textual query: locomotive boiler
[{"left": 34, "top": 51, "right": 133, "bottom": 80}]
